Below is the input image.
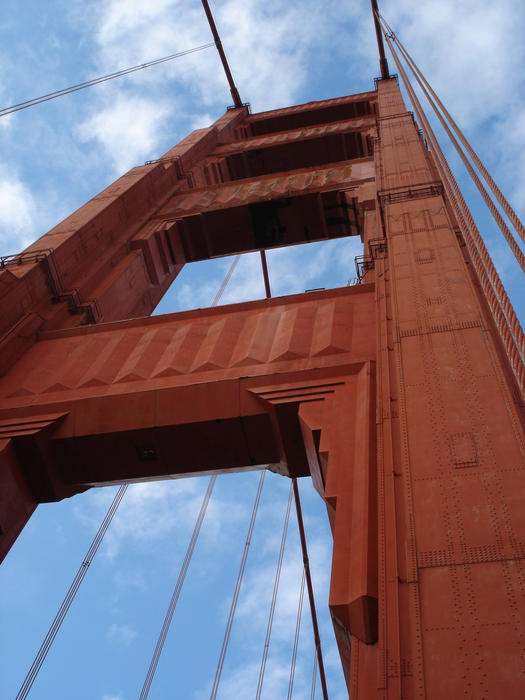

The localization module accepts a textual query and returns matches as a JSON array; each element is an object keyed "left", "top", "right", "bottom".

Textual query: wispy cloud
[
  {"left": 75, "top": 478, "right": 249, "bottom": 560},
  {"left": 195, "top": 478, "right": 340, "bottom": 699},
  {"left": 107, "top": 622, "right": 137, "bottom": 646},
  {"left": 0, "top": 166, "right": 38, "bottom": 252},
  {"left": 385, "top": 0, "right": 524, "bottom": 124},
  {"left": 76, "top": 94, "right": 172, "bottom": 174}
]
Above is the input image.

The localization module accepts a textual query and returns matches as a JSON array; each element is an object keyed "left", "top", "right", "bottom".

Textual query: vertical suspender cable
[
  {"left": 200, "top": 0, "right": 243, "bottom": 108},
  {"left": 212, "top": 255, "right": 241, "bottom": 306},
  {"left": 287, "top": 570, "right": 306, "bottom": 700},
  {"left": 259, "top": 250, "right": 272, "bottom": 299},
  {"left": 255, "top": 482, "right": 293, "bottom": 700},
  {"left": 292, "top": 478, "right": 329, "bottom": 700},
  {"left": 370, "top": 0, "right": 390, "bottom": 79},
  {"left": 210, "top": 470, "right": 266, "bottom": 700},
  {"left": 310, "top": 650, "right": 318, "bottom": 700},
  {"left": 378, "top": 15, "right": 525, "bottom": 272},
  {"left": 16, "top": 484, "right": 128, "bottom": 700},
  {"left": 139, "top": 252, "right": 242, "bottom": 698},
  {"left": 139, "top": 476, "right": 217, "bottom": 700}
]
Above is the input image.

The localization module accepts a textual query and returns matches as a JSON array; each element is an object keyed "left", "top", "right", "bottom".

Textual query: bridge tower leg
[{"left": 0, "top": 77, "right": 523, "bottom": 698}]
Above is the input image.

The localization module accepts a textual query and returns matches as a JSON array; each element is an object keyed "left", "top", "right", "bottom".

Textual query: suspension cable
[
  {"left": 138, "top": 476, "right": 216, "bottom": 700},
  {"left": 287, "top": 570, "right": 306, "bottom": 700},
  {"left": 379, "top": 16, "right": 525, "bottom": 249},
  {"left": 310, "top": 650, "right": 318, "bottom": 700},
  {"left": 0, "top": 43, "right": 214, "bottom": 118},
  {"left": 292, "top": 478, "right": 329, "bottom": 700},
  {"left": 255, "top": 482, "right": 293, "bottom": 700},
  {"left": 210, "top": 470, "right": 266, "bottom": 700},
  {"left": 379, "top": 15, "right": 525, "bottom": 272},
  {"left": 139, "top": 251, "right": 242, "bottom": 698},
  {"left": 16, "top": 484, "right": 128, "bottom": 700},
  {"left": 212, "top": 255, "right": 241, "bottom": 306},
  {"left": 377, "top": 15, "right": 525, "bottom": 394}
]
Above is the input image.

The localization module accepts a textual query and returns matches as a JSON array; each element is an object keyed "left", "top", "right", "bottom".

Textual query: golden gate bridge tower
[{"left": 1, "top": 2, "right": 524, "bottom": 698}]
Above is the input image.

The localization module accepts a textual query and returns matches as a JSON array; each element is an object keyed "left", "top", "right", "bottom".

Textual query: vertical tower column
[{"left": 372, "top": 78, "right": 525, "bottom": 699}]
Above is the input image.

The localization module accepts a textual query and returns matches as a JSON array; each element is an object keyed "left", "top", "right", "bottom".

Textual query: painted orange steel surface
[{"left": 0, "top": 80, "right": 524, "bottom": 698}]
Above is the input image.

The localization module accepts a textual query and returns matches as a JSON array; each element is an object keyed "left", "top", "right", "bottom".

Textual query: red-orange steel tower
[{"left": 0, "top": 73, "right": 524, "bottom": 697}]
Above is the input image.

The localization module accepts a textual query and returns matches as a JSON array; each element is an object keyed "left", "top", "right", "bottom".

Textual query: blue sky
[{"left": 0, "top": 1, "right": 524, "bottom": 699}]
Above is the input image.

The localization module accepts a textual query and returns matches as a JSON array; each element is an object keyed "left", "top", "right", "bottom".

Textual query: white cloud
[
  {"left": 76, "top": 94, "right": 172, "bottom": 174},
  {"left": 75, "top": 478, "right": 249, "bottom": 560},
  {"left": 173, "top": 272, "right": 225, "bottom": 311},
  {"left": 234, "top": 534, "right": 331, "bottom": 640},
  {"left": 219, "top": 252, "right": 266, "bottom": 305},
  {"left": 107, "top": 622, "right": 137, "bottom": 646},
  {"left": 383, "top": 0, "right": 524, "bottom": 127},
  {"left": 102, "top": 695, "right": 124, "bottom": 700},
  {"left": 214, "top": 238, "right": 363, "bottom": 308},
  {"left": 0, "top": 166, "right": 38, "bottom": 252},
  {"left": 0, "top": 113, "right": 13, "bottom": 131},
  {"left": 83, "top": 480, "right": 204, "bottom": 558},
  {"left": 96, "top": 0, "right": 176, "bottom": 45},
  {"left": 492, "top": 109, "right": 525, "bottom": 212},
  {"left": 168, "top": 237, "right": 363, "bottom": 315},
  {"left": 198, "top": 480, "right": 339, "bottom": 699},
  {"left": 204, "top": 659, "right": 297, "bottom": 699},
  {"left": 83, "top": 0, "right": 364, "bottom": 117},
  {"left": 191, "top": 112, "right": 216, "bottom": 130}
]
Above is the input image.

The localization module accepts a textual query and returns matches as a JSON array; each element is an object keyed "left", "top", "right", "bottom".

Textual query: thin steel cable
[
  {"left": 138, "top": 476, "right": 217, "bottom": 700},
  {"left": 210, "top": 470, "right": 266, "bottom": 700},
  {"left": 310, "top": 651, "right": 318, "bottom": 700},
  {"left": 212, "top": 255, "right": 241, "bottom": 306},
  {"left": 378, "top": 18, "right": 525, "bottom": 394},
  {"left": 292, "top": 478, "right": 329, "bottom": 700},
  {"left": 379, "top": 15, "right": 525, "bottom": 248},
  {"left": 16, "top": 484, "right": 128, "bottom": 700},
  {"left": 0, "top": 43, "right": 214, "bottom": 118},
  {"left": 379, "top": 15, "right": 525, "bottom": 272},
  {"left": 255, "top": 482, "right": 294, "bottom": 700},
  {"left": 139, "top": 250, "right": 242, "bottom": 698},
  {"left": 287, "top": 570, "right": 306, "bottom": 700}
]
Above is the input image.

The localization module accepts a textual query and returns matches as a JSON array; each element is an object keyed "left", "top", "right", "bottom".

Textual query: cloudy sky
[{"left": 1, "top": 1, "right": 524, "bottom": 699}]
